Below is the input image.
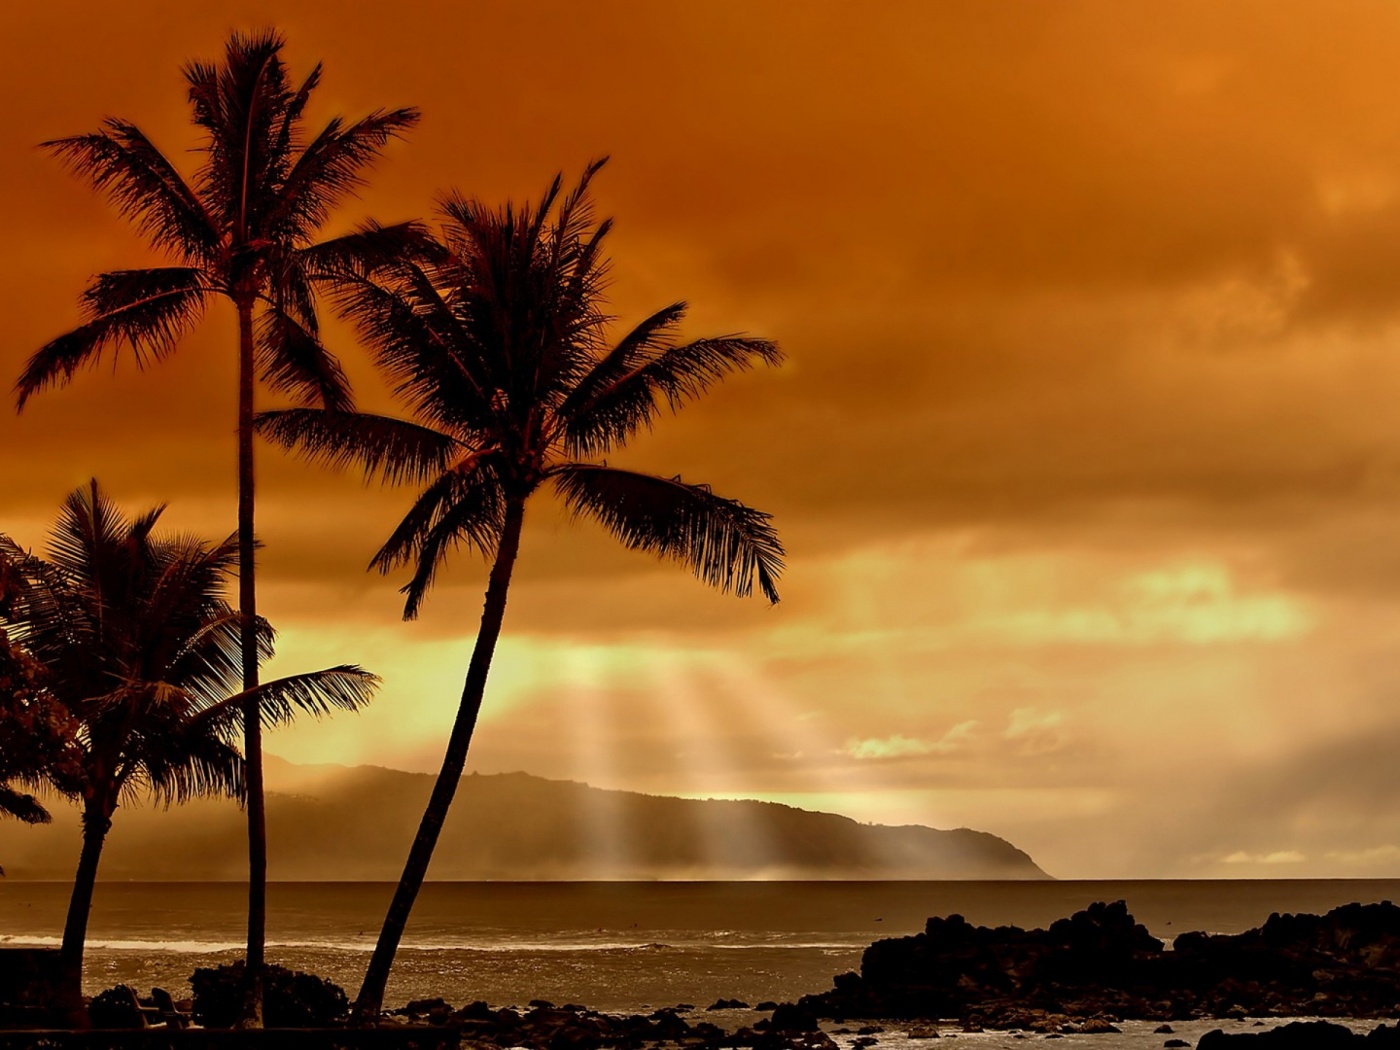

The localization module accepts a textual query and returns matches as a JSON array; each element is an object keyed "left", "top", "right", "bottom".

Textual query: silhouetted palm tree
[
  {"left": 0, "top": 481, "right": 378, "bottom": 1016},
  {"left": 15, "top": 29, "right": 416, "bottom": 1021},
  {"left": 257, "top": 161, "right": 785, "bottom": 1019}
]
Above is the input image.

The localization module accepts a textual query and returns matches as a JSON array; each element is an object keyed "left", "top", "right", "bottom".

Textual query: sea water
[{"left": 3, "top": 880, "right": 1399, "bottom": 1035}]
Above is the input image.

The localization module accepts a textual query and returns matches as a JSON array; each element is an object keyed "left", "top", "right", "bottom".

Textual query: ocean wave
[{"left": 0, "top": 934, "right": 858, "bottom": 955}]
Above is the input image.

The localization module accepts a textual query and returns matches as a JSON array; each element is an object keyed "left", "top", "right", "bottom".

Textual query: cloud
[
  {"left": 847, "top": 721, "right": 979, "bottom": 761},
  {"left": 1222, "top": 850, "right": 1307, "bottom": 866}
]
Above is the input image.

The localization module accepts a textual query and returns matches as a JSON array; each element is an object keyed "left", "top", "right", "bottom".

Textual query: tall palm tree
[
  {"left": 257, "top": 161, "right": 785, "bottom": 1019},
  {"left": 15, "top": 29, "right": 417, "bottom": 1021},
  {"left": 0, "top": 481, "right": 378, "bottom": 1017}
]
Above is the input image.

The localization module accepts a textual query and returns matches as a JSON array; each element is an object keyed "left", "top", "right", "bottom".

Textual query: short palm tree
[
  {"left": 0, "top": 481, "right": 378, "bottom": 1015},
  {"left": 15, "top": 29, "right": 417, "bottom": 1020},
  {"left": 257, "top": 161, "right": 785, "bottom": 1019}
]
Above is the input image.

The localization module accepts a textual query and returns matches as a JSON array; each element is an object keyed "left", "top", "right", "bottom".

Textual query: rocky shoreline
[
  {"left": 50, "top": 901, "right": 1400, "bottom": 1047},
  {"left": 797, "top": 900, "right": 1400, "bottom": 1029}
]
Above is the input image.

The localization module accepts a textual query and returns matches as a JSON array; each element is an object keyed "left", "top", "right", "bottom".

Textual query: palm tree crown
[
  {"left": 259, "top": 159, "right": 784, "bottom": 616},
  {"left": 17, "top": 28, "right": 419, "bottom": 411},
  {"left": 0, "top": 483, "right": 378, "bottom": 805}
]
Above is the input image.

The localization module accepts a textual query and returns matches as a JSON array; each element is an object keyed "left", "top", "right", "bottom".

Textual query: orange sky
[{"left": 8, "top": 0, "right": 1400, "bottom": 878}]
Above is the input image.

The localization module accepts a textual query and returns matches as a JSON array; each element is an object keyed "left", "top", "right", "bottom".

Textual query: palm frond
[
  {"left": 558, "top": 302, "right": 686, "bottom": 429},
  {"left": 565, "top": 333, "right": 782, "bottom": 455},
  {"left": 550, "top": 157, "right": 609, "bottom": 263},
  {"left": 254, "top": 304, "right": 354, "bottom": 412},
  {"left": 192, "top": 665, "right": 378, "bottom": 737},
  {"left": 255, "top": 409, "right": 463, "bottom": 486},
  {"left": 267, "top": 61, "right": 322, "bottom": 180},
  {"left": 266, "top": 108, "right": 420, "bottom": 237},
  {"left": 371, "top": 461, "right": 508, "bottom": 619},
  {"left": 136, "top": 731, "right": 245, "bottom": 807},
  {"left": 299, "top": 220, "right": 441, "bottom": 279},
  {"left": 171, "top": 608, "right": 274, "bottom": 703},
  {"left": 0, "top": 536, "right": 90, "bottom": 667},
  {"left": 326, "top": 265, "right": 497, "bottom": 430},
  {"left": 41, "top": 122, "right": 217, "bottom": 260},
  {"left": 17, "top": 269, "right": 211, "bottom": 409},
  {"left": 0, "top": 785, "right": 51, "bottom": 825},
  {"left": 552, "top": 464, "right": 783, "bottom": 603},
  {"left": 186, "top": 29, "right": 290, "bottom": 235},
  {"left": 253, "top": 665, "right": 379, "bottom": 727}
]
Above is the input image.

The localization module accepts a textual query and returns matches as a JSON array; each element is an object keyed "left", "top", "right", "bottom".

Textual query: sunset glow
[{"left": 9, "top": 0, "right": 1400, "bottom": 881}]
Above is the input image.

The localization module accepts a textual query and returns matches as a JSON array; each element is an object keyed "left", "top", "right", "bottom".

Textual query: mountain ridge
[{"left": 0, "top": 757, "right": 1050, "bottom": 881}]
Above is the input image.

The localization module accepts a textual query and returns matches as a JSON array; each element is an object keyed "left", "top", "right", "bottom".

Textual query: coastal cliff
[{"left": 0, "top": 758, "right": 1047, "bottom": 881}]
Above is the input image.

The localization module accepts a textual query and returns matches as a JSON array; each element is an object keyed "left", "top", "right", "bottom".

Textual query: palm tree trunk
[
  {"left": 60, "top": 796, "right": 113, "bottom": 1025},
  {"left": 235, "top": 296, "right": 266, "bottom": 1028},
  {"left": 351, "top": 497, "right": 528, "bottom": 1023}
]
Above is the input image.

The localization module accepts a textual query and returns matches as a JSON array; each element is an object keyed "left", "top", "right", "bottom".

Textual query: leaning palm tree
[
  {"left": 257, "top": 160, "right": 784, "bottom": 1019},
  {"left": 15, "top": 29, "right": 416, "bottom": 1021},
  {"left": 0, "top": 481, "right": 378, "bottom": 1017}
]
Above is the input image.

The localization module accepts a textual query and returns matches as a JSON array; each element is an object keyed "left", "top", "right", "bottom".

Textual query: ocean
[{"left": 3, "top": 879, "right": 1400, "bottom": 1042}]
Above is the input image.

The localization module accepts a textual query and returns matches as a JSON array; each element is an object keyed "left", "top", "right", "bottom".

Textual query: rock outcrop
[
  {"left": 1198, "top": 1021, "right": 1400, "bottom": 1050},
  {"left": 799, "top": 900, "right": 1400, "bottom": 1025}
]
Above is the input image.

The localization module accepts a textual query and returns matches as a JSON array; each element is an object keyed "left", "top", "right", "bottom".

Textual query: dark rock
[
  {"left": 800, "top": 900, "right": 1400, "bottom": 1024},
  {"left": 1080, "top": 1018, "right": 1120, "bottom": 1034},
  {"left": 756, "top": 1001, "right": 780, "bottom": 1012},
  {"left": 455, "top": 999, "right": 495, "bottom": 1021},
  {"left": 400, "top": 996, "right": 452, "bottom": 1015},
  {"left": 1158, "top": 1026, "right": 1176, "bottom": 1034},
  {"left": 1164, "top": 1041, "right": 1190, "bottom": 1048},
  {"left": 710, "top": 998, "right": 752, "bottom": 1010},
  {"left": 530, "top": 999, "right": 557, "bottom": 1009},
  {"left": 1198, "top": 1022, "right": 1358, "bottom": 1050},
  {"left": 767, "top": 1002, "right": 820, "bottom": 1033}
]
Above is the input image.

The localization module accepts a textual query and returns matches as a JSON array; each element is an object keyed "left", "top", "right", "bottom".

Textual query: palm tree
[
  {"left": 257, "top": 161, "right": 785, "bottom": 1019},
  {"left": 15, "top": 29, "right": 417, "bottom": 1021},
  {"left": 0, "top": 481, "right": 378, "bottom": 1017}
]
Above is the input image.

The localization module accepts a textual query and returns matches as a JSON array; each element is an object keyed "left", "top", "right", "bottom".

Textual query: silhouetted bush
[
  {"left": 189, "top": 962, "right": 348, "bottom": 1027},
  {"left": 87, "top": 986, "right": 144, "bottom": 1028}
]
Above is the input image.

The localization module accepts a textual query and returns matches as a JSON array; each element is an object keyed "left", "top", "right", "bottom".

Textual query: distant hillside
[{"left": 0, "top": 758, "right": 1049, "bottom": 881}]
